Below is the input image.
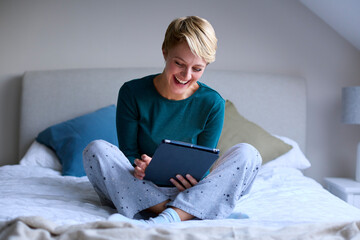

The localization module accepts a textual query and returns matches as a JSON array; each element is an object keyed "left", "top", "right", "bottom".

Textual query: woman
[{"left": 83, "top": 16, "right": 261, "bottom": 225}]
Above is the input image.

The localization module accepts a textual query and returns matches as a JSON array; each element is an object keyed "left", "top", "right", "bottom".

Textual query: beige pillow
[{"left": 217, "top": 100, "right": 292, "bottom": 164}]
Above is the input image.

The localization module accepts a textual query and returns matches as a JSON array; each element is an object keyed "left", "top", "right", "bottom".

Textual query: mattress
[{"left": 1, "top": 148, "right": 359, "bottom": 228}]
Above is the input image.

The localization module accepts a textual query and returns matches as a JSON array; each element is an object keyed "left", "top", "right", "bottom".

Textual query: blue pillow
[{"left": 36, "top": 105, "right": 118, "bottom": 177}]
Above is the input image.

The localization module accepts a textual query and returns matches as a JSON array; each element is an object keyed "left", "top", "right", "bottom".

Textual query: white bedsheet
[{"left": 1, "top": 164, "right": 360, "bottom": 229}]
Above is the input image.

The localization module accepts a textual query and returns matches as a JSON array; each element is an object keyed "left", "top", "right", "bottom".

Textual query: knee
[
  {"left": 83, "top": 140, "right": 127, "bottom": 167},
  {"left": 84, "top": 139, "right": 108, "bottom": 154},
  {"left": 83, "top": 140, "right": 110, "bottom": 164},
  {"left": 228, "top": 143, "right": 262, "bottom": 166},
  {"left": 84, "top": 139, "right": 120, "bottom": 155}
]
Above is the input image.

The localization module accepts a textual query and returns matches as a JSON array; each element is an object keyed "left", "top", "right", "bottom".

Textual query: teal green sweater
[{"left": 116, "top": 74, "right": 225, "bottom": 165}]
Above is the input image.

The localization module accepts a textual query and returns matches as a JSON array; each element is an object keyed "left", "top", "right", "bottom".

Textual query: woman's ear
[{"left": 162, "top": 49, "right": 168, "bottom": 60}]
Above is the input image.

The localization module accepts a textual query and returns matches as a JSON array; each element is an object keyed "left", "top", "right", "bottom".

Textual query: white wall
[{"left": 1, "top": 0, "right": 360, "bottom": 183}]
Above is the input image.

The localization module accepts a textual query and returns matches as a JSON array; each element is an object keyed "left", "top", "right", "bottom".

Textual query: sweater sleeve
[
  {"left": 116, "top": 83, "right": 140, "bottom": 164},
  {"left": 197, "top": 97, "right": 225, "bottom": 149}
]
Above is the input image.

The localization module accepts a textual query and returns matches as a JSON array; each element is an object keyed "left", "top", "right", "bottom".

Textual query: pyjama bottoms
[{"left": 83, "top": 140, "right": 262, "bottom": 220}]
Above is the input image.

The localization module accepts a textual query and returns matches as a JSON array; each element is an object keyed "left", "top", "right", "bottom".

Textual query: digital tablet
[{"left": 144, "top": 139, "right": 220, "bottom": 187}]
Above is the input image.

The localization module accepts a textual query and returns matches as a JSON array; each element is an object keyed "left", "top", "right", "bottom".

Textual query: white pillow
[
  {"left": 262, "top": 136, "right": 311, "bottom": 170},
  {"left": 19, "top": 141, "right": 62, "bottom": 171}
]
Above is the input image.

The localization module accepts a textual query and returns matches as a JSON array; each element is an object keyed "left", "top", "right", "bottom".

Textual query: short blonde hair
[{"left": 162, "top": 16, "right": 217, "bottom": 64}]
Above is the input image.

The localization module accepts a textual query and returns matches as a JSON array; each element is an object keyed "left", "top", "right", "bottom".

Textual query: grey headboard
[{"left": 19, "top": 68, "right": 306, "bottom": 159}]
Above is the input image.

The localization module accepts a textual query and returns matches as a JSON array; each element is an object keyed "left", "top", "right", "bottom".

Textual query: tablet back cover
[{"left": 144, "top": 142, "right": 219, "bottom": 187}]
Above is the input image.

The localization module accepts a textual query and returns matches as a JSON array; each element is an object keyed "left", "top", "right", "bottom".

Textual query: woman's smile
[{"left": 174, "top": 75, "right": 191, "bottom": 85}]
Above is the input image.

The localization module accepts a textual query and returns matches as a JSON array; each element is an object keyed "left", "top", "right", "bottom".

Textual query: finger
[
  {"left": 134, "top": 166, "right": 145, "bottom": 179},
  {"left": 134, "top": 173, "right": 143, "bottom": 180},
  {"left": 176, "top": 174, "right": 192, "bottom": 189},
  {"left": 135, "top": 166, "right": 145, "bottom": 176},
  {"left": 134, "top": 159, "right": 146, "bottom": 170},
  {"left": 185, "top": 174, "right": 198, "bottom": 186},
  {"left": 170, "top": 178, "right": 185, "bottom": 192},
  {"left": 134, "top": 171, "right": 142, "bottom": 180},
  {"left": 141, "top": 154, "right": 152, "bottom": 165}
]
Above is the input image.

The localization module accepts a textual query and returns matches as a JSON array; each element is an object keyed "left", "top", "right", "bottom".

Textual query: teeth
[{"left": 175, "top": 76, "right": 189, "bottom": 85}]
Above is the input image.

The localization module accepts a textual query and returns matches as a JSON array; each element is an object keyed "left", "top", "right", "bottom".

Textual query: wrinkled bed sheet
[
  {"left": 1, "top": 216, "right": 360, "bottom": 240},
  {"left": 1, "top": 164, "right": 360, "bottom": 230}
]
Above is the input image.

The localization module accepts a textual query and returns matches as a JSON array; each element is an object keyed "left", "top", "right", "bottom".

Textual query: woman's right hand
[{"left": 133, "top": 154, "right": 152, "bottom": 180}]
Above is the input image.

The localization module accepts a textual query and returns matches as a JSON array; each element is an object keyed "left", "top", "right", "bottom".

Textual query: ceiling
[{"left": 299, "top": 0, "right": 360, "bottom": 51}]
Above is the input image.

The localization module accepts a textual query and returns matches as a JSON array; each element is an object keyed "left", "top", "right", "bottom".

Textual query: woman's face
[{"left": 160, "top": 42, "right": 207, "bottom": 100}]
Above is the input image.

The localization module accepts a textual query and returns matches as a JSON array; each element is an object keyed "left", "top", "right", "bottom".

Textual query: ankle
[
  {"left": 170, "top": 207, "right": 194, "bottom": 221},
  {"left": 147, "top": 200, "right": 170, "bottom": 214}
]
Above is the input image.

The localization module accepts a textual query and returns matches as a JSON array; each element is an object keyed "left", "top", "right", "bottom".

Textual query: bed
[{"left": 1, "top": 68, "right": 360, "bottom": 239}]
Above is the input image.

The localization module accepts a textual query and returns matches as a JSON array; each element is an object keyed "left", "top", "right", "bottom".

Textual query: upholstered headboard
[{"left": 19, "top": 68, "right": 306, "bottom": 159}]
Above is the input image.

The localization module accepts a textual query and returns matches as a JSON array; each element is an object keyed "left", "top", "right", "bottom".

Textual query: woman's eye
[
  {"left": 193, "top": 68, "right": 202, "bottom": 72},
  {"left": 175, "top": 61, "right": 182, "bottom": 66}
]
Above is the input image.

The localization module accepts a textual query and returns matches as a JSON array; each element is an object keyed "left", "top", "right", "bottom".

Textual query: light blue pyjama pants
[{"left": 83, "top": 140, "right": 262, "bottom": 220}]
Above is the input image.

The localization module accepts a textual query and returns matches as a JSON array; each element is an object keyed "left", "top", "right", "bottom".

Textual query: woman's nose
[{"left": 181, "top": 68, "right": 191, "bottom": 80}]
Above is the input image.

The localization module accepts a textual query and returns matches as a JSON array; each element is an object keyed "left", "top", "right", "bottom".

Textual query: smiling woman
[
  {"left": 154, "top": 42, "right": 206, "bottom": 100},
  {"left": 154, "top": 15, "right": 217, "bottom": 101},
  {"left": 82, "top": 16, "right": 262, "bottom": 226}
]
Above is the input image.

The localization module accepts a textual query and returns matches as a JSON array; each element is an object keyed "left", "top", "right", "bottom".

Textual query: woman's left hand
[{"left": 170, "top": 174, "right": 198, "bottom": 192}]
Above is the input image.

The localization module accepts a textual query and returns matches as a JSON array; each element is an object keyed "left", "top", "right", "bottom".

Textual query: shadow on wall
[{"left": 0, "top": 74, "right": 22, "bottom": 165}]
